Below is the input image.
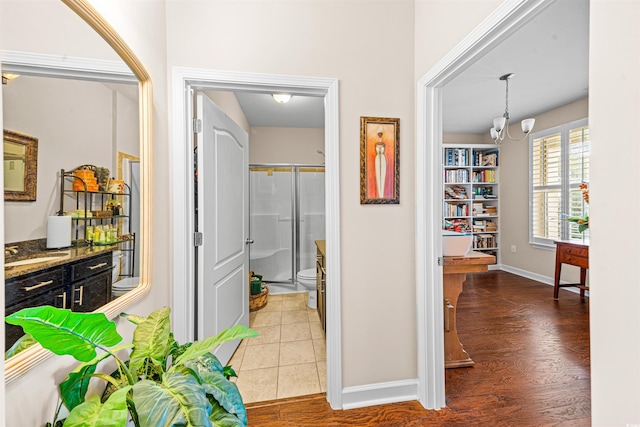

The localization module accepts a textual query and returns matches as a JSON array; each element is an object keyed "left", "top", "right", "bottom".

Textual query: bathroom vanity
[
  {"left": 443, "top": 251, "right": 495, "bottom": 368},
  {"left": 5, "top": 244, "right": 114, "bottom": 349},
  {"left": 316, "top": 240, "right": 326, "bottom": 331}
]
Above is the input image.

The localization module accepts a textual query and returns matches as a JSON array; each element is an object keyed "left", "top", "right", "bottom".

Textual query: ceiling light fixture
[
  {"left": 1, "top": 72, "right": 20, "bottom": 85},
  {"left": 272, "top": 93, "right": 292, "bottom": 104},
  {"left": 490, "top": 73, "right": 535, "bottom": 144}
]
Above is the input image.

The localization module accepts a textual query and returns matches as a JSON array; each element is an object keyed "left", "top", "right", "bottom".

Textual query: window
[{"left": 529, "top": 118, "right": 589, "bottom": 247}]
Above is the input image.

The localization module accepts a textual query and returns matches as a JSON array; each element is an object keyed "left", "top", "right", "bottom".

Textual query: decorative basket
[{"left": 249, "top": 286, "right": 269, "bottom": 312}]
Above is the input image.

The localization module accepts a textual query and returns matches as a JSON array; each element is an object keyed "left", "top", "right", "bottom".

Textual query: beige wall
[
  {"left": 3, "top": 76, "right": 137, "bottom": 243},
  {"left": 2, "top": 0, "right": 170, "bottom": 425},
  {"left": 202, "top": 90, "right": 251, "bottom": 134},
  {"left": 500, "top": 98, "right": 588, "bottom": 282},
  {"left": 249, "top": 127, "right": 325, "bottom": 165},
  {"left": 166, "top": 0, "right": 418, "bottom": 388},
  {"left": 4, "top": 0, "right": 640, "bottom": 424}
]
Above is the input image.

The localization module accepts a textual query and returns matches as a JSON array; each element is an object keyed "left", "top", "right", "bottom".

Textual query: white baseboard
[
  {"left": 499, "top": 264, "right": 587, "bottom": 297},
  {"left": 341, "top": 379, "right": 418, "bottom": 410}
]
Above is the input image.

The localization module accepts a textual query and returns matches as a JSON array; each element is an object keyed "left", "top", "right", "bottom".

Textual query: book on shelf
[
  {"left": 473, "top": 233, "right": 496, "bottom": 249},
  {"left": 445, "top": 185, "right": 467, "bottom": 200},
  {"left": 444, "top": 218, "right": 470, "bottom": 233}
]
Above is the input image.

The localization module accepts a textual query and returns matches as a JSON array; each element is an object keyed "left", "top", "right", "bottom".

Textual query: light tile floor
[{"left": 229, "top": 292, "right": 326, "bottom": 404}]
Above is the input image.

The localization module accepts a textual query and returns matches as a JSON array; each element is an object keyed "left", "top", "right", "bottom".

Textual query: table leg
[
  {"left": 443, "top": 272, "right": 474, "bottom": 368},
  {"left": 554, "top": 257, "right": 562, "bottom": 300},
  {"left": 579, "top": 267, "right": 587, "bottom": 298}
]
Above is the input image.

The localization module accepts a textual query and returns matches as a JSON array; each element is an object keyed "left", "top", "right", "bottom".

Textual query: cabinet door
[
  {"left": 71, "top": 270, "right": 112, "bottom": 312},
  {"left": 316, "top": 252, "right": 326, "bottom": 332},
  {"left": 5, "top": 284, "right": 67, "bottom": 350}
]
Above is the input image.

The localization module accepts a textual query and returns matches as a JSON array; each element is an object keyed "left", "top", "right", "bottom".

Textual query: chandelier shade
[{"left": 490, "top": 73, "right": 535, "bottom": 144}]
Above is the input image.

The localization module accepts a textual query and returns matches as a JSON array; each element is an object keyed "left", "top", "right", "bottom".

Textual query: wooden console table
[
  {"left": 553, "top": 240, "right": 589, "bottom": 300},
  {"left": 443, "top": 251, "right": 495, "bottom": 368}
]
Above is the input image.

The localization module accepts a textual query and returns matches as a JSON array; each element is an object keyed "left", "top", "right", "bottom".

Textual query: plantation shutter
[
  {"left": 568, "top": 126, "right": 590, "bottom": 240},
  {"left": 529, "top": 118, "right": 589, "bottom": 247},
  {"left": 531, "top": 133, "right": 562, "bottom": 243}
]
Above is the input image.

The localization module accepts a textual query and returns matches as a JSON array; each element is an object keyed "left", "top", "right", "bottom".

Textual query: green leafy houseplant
[
  {"left": 566, "top": 182, "right": 589, "bottom": 233},
  {"left": 5, "top": 306, "right": 257, "bottom": 427}
]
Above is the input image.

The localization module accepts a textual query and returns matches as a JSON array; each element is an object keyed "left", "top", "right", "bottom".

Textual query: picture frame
[
  {"left": 4, "top": 129, "right": 38, "bottom": 201},
  {"left": 360, "top": 116, "right": 400, "bottom": 204}
]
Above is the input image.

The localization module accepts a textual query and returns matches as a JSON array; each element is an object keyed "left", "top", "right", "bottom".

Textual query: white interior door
[{"left": 195, "top": 92, "right": 249, "bottom": 365}]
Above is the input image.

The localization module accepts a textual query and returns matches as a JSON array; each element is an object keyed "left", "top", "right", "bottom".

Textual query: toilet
[
  {"left": 111, "top": 250, "right": 139, "bottom": 297},
  {"left": 112, "top": 250, "right": 122, "bottom": 282},
  {"left": 296, "top": 268, "right": 317, "bottom": 309}
]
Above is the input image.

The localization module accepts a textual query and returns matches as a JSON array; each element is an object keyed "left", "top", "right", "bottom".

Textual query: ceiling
[
  {"left": 232, "top": 0, "right": 588, "bottom": 134},
  {"left": 444, "top": 0, "right": 589, "bottom": 134},
  {"left": 235, "top": 91, "right": 325, "bottom": 129}
]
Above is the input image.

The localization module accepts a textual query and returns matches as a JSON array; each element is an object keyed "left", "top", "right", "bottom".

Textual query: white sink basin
[
  {"left": 442, "top": 231, "right": 472, "bottom": 256},
  {"left": 5, "top": 255, "right": 68, "bottom": 268}
]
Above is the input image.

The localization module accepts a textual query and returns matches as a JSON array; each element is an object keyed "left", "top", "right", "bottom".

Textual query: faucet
[{"left": 5, "top": 246, "right": 18, "bottom": 256}]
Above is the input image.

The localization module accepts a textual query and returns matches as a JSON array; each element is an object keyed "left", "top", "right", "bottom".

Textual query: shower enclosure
[{"left": 249, "top": 165, "right": 325, "bottom": 289}]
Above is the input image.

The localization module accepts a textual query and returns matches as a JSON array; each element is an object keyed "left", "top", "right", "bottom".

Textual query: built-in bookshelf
[{"left": 443, "top": 144, "right": 499, "bottom": 261}]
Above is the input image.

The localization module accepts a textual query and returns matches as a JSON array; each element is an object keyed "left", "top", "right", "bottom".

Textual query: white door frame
[
  {"left": 416, "top": 0, "right": 554, "bottom": 409},
  {"left": 171, "top": 68, "right": 342, "bottom": 409}
]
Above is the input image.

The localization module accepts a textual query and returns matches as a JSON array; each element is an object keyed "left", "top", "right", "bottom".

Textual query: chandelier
[{"left": 490, "top": 73, "right": 535, "bottom": 144}]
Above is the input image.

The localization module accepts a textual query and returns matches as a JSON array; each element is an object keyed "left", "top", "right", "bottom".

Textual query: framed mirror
[
  {"left": 3, "top": 0, "right": 151, "bottom": 382},
  {"left": 3, "top": 130, "right": 38, "bottom": 201}
]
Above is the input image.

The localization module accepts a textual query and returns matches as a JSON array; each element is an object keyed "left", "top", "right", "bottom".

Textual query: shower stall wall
[{"left": 249, "top": 165, "right": 325, "bottom": 290}]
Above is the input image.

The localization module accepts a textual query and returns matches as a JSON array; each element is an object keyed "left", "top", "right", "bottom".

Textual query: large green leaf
[
  {"left": 63, "top": 386, "right": 131, "bottom": 427},
  {"left": 59, "top": 363, "right": 98, "bottom": 411},
  {"left": 199, "top": 370, "right": 247, "bottom": 426},
  {"left": 175, "top": 325, "right": 257, "bottom": 366},
  {"left": 210, "top": 402, "right": 244, "bottom": 427},
  {"left": 5, "top": 306, "right": 122, "bottom": 362},
  {"left": 4, "top": 333, "right": 37, "bottom": 359},
  {"left": 129, "top": 307, "right": 171, "bottom": 375},
  {"left": 132, "top": 372, "right": 212, "bottom": 427},
  {"left": 183, "top": 352, "right": 224, "bottom": 376},
  {"left": 120, "top": 312, "right": 148, "bottom": 326}
]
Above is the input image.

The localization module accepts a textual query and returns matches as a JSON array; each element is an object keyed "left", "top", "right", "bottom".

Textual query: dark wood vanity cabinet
[
  {"left": 68, "top": 252, "right": 112, "bottom": 312},
  {"left": 5, "top": 267, "right": 67, "bottom": 348},
  {"left": 4, "top": 251, "right": 112, "bottom": 349}
]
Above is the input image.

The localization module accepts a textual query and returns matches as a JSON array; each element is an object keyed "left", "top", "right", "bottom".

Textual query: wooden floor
[{"left": 246, "top": 270, "right": 591, "bottom": 426}]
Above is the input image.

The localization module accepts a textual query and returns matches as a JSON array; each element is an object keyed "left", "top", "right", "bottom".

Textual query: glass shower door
[
  {"left": 249, "top": 166, "right": 294, "bottom": 284},
  {"left": 297, "top": 167, "right": 326, "bottom": 272}
]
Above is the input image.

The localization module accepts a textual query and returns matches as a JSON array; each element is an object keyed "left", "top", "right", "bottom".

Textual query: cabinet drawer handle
[
  {"left": 57, "top": 292, "right": 67, "bottom": 309},
  {"left": 88, "top": 262, "right": 108, "bottom": 270},
  {"left": 75, "top": 286, "right": 84, "bottom": 305},
  {"left": 23, "top": 280, "right": 54, "bottom": 291}
]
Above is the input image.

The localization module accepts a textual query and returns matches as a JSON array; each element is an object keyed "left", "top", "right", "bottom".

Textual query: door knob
[{"left": 245, "top": 239, "right": 254, "bottom": 244}]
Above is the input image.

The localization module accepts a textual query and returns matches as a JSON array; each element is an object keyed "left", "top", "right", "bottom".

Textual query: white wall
[
  {"left": 589, "top": 1, "right": 640, "bottom": 424},
  {"left": 249, "top": 127, "right": 325, "bottom": 165}
]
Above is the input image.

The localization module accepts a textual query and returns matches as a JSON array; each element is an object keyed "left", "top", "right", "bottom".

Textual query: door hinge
[
  {"left": 437, "top": 257, "right": 443, "bottom": 266},
  {"left": 193, "top": 118, "right": 202, "bottom": 133},
  {"left": 194, "top": 232, "right": 203, "bottom": 247}
]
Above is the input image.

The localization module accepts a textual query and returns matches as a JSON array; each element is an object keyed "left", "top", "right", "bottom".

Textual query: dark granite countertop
[{"left": 5, "top": 244, "right": 116, "bottom": 280}]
